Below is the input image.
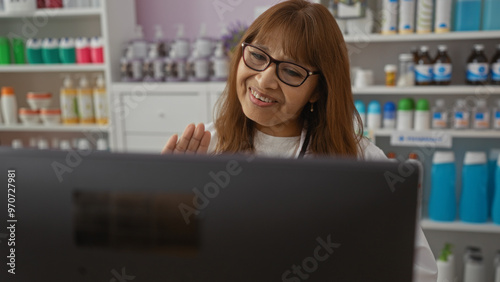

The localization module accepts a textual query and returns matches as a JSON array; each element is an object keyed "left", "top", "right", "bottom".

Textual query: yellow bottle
[
  {"left": 77, "top": 75, "right": 95, "bottom": 124},
  {"left": 93, "top": 74, "right": 108, "bottom": 125},
  {"left": 60, "top": 75, "right": 79, "bottom": 124}
]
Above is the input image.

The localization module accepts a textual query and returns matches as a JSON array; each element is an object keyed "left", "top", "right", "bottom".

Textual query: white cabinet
[
  {"left": 0, "top": 1, "right": 136, "bottom": 149},
  {"left": 111, "top": 82, "right": 226, "bottom": 153}
]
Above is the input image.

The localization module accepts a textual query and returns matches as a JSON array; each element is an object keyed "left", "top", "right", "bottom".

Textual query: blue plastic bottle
[
  {"left": 483, "top": 0, "right": 500, "bottom": 30},
  {"left": 493, "top": 154, "right": 500, "bottom": 224},
  {"left": 489, "top": 149, "right": 500, "bottom": 217},
  {"left": 429, "top": 151, "right": 457, "bottom": 222},
  {"left": 460, "top": 152, "right": 488, "bottom": 223},
  {"left": 383, "top": 101, "right": 396, "bottom": 129},
  {"left": 354, "top": 100, "right": 366, "bottom": 131},
  {"left": 454, "top": 0, "right": 482, "bottom": 31}
]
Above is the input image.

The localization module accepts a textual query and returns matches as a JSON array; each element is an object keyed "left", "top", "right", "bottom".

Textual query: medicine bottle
[{"left": 384, "top": 64, "right": 397, "bottom": 86}]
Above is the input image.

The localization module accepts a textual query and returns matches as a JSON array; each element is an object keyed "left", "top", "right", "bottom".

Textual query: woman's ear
[{"left": 309, "top": 92, "right": 320, "bottom": 104}]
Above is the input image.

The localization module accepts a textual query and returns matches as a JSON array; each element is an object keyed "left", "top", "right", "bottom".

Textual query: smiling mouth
[{"left": 250, "top": 88, "right": 277, "bottom": 103}]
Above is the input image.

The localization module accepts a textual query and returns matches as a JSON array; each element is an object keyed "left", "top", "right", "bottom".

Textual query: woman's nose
[{"left": 255, "top": 63, "right": 279, "bottom": 89}]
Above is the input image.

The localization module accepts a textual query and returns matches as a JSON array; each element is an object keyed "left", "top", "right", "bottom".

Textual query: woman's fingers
[
  {"left": 161, "top": 134, "right": 178, "bottom": 154},
  {"left": 174, "top": 123, "right": 195, "bottom": 154},
  {"left": 197, "top": 131, "right": 212, "bottom": 154},
  {"left": 162, "top": 123, "right": 211, "bottom": 155},
  {"left": 186, "top": 123, "right": 206, "bottom": 153}
]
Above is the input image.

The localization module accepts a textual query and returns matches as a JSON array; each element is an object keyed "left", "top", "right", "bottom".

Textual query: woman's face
[{"left": 236, "top": 39, "right": 319, "bottom": 137}]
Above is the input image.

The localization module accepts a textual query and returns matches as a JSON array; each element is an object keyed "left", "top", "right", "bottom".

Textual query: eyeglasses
[{"left": 241, "top": 42, "right": 320, "bottom": 87}]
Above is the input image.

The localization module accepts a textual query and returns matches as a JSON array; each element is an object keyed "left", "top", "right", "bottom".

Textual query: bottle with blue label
[
  {"left": 454, "top": 0, "right": 482, "bottom": 31},
  {"left": 454, "top": 99, "right": 470, "bottom": 129},
  {"left": 429, "top": 151, "right": 456, "bottom": 222},
  {"left": 433, "top": 45, "right": 452, "bottom": 85},
  {"left": 415, "top": 46, "right": 433, "bottom": 85},
  {"left": 460, "top": 151, "right": 488, "bottom": 223},
  {"left": 383, "top": 101, "right": 396, "bottom": 129},
  {"left": 494, "top": 99, "right": 500, "bottom": 129},
  {"left": 493, "top": 153, "right": 500, "bottom": 224},
  {"left": 472, "top": 99, "right": 490, "bottom": 130},
  {"left": 432, "top": 99, "right": 448, "bottom": 129},
  {"left": 466, "top": 44, "right": 489, "bottom": 85},
  {"left": 491, "top": 44, "right": 500, "bottom": 85}
]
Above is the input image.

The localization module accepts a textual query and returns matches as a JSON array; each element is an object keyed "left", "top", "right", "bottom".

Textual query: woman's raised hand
[{"left": 162, "top": 123, "right": 211, "bottom": 155}]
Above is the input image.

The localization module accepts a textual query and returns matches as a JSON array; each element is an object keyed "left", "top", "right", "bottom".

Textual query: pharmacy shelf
[
  {"left": 352, "top": 85, "right": 500, "bottom": 95},
  {"left": 0, "top": 7, "right": 102, "bottom": 19},
  {"left": 0, "top": 64, "right": 106, "bottom": 73},
  {"left": 0, "top": 124, "right": 109, "bottom": 132},
  {"left": 344, "top": 30, "right": 500, "bottom": 43},
  {"left": 421, "top": 219, "right": 500, "bottom": 234},
  {"left": 372, "top": 129, "right": 500, "bottom": 138}
]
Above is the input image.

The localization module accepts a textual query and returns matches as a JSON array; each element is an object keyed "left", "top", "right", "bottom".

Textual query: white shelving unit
[
  {"left": 371, "top": 129, "right": 500, "bottom": 138},
  {"left": 353, "top": 85, "right": 500, "bottom": 95},
  {"left": 0, "top": 0, "right": 136, "bottom": 149},
  {"left": 0, "top": 124, "right": 108, "bottom": 132},
  {"left": 421, "top": 219, "right": 500, "bottom": 234},
  {"left": 344, "top": 30, "right": 500, "bottom": 43}
]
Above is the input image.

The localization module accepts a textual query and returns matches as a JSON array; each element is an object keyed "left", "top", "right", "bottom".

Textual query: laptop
[{"left": 0, "top": 148, "right": 419, "bottom": 281}]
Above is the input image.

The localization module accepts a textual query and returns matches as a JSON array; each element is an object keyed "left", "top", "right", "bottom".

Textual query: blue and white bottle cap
[
  {"left": 367, "top": 101, "right": 381, "bottom": 114},
  {"left": 384, "top": 101, "right": 396, "bottom": 112},
  {"left": 433, "top": 151, "right": 455, "bottom": 164},
  {"left": 354, "top": 100, "right": 365, "bottom": 114},
  {"left": 464, "top": 151, "right": 487, "bottom": 165}
]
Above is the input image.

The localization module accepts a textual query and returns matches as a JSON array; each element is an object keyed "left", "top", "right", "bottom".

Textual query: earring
[{"left": 310, "top": 103, "right": 314, "bottom": 112}]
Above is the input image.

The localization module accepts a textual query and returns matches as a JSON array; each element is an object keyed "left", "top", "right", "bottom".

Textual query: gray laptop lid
[{"left": 0, "top": 148, "right": 419, "bottom": 281}]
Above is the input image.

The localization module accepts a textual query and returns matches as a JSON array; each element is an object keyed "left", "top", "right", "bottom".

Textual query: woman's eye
[
  {"left": 283, "top": 68, "right": 304, "bottom": 78},
  {"left": 250, "top": 51, "right": 267, "bottom": 61}
]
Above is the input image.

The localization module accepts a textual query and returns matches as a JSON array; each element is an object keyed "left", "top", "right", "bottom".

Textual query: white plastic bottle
[
  {"left": 1, "top": 87, "right": 18, "bottom": 125},
  {"left": 211, "top": 41, "right": 229, "bottom": 81},
  {"left": 60, "top": 75, "right": 79, "bottom": 124},
  {"left": 187, "top": 48, "right": 210, "bottom": 82},
  {"left": 454, "top": 99, "right": 470, "bottom": 129},
  {"left": 381, "top": 0, "right": 398, "bottom": 35},
  {"left": 367, "top": 101, "right": 382, "bottom": 129},
  {"left": 414, "top": 99, "right": 430, "bottom": 130},
  {"left": 132, "top": 25, "right": 148, "bottom": 59},
  {"left": 416, "top": 0, "right": 434, "bottom": 34},
  {"left": 93, "top": 74, "right": 108, "bottom": 125},
  {"left": 77, "top": 76, "right": 95, "bottom": 124},
  {"left": 399, "top": 0, "right": 416, "bottom": 34},
  {"left": 432, "top": 99, "right": 448, "bottom": 129},
  {"left": 397, "top": 98, "right": 414, "bottom": 130},
  {"left": 434, "top": 0, "right": 452, "bottom": 33},
  {"left": 173, "top": 24, "right": 190, "bottom": 60},
  {"left": 463, "top": 254, "right": 486, "bottom": 282},
  {"left": 195, "top": 23, "right": 214, "bottom": 58},
  {"left": 495, "top": 251, "right": 500, "bottom": 282},
  {"left": 473, "top": 98, "right": 490, "bottom": 130},
  {"left": 493, "top": 99, "right": 500, "bottom": 129}
]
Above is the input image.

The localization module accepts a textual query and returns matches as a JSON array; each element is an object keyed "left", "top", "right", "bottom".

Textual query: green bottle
[
  {"left": 0, "top": 37, "right": 11, "bottom": 65},
  {"left": 12, "top": 38, "right": 26, "bottom": 64}
]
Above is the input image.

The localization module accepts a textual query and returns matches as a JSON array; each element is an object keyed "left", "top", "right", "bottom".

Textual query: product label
[
  {"left": 492, "top": 62, "right": 500, "bottom": 81},
  {"left": 433, "top": 63, "right": 452, "bottom": 82},
  {"left": 473, "top": 112, "right": 490, "bottom": 129},
  {"left": 153, "top": 60, "right": 165, "bottom": 80},
  {"left": 454, "top": 111, "right": 469, "bottom": 129},
  {"left": 194, "top": 59, "right": 209, "bottom": 80},
  {"left": 467, "top": 63, "right": 489, "bottom": 82},
  {"left": 494, "top": 111, "right": 500, "bottom": 129},
  {"left": 432, "top": 112, "right": 448, "bottom": 129},
  {"left": 78, "top": 91, "right": 95, "bottom": 124},
  {"left": 415, "top": 64, "right": 433, "bottom": 82},
  {"left": 390, "top": 131, "right": 452, "bottom": 148},
  {"left": 93, "top": 91, "right": 108, "bottom": 124},
  {"left": 384, "top": 111, "right": 396, "bottom": 120},
  {"left": 60, "top": 92, "right": 78, "bottom": 124}
]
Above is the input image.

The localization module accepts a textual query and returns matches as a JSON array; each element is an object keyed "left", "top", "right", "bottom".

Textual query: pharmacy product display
[
  {"left": 354, "top": 98, "right": 500, "bottom": 131},
  {"left": 120, "top": 24, "right": 230, "bottom": 83}
]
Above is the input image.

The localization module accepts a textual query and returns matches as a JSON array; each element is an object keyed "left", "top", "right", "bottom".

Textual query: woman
[{"left": 163, "top": 0, "right": 438, "bottom": 280}]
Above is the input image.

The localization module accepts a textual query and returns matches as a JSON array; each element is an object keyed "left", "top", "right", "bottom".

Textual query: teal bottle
[{"left": 460, "top": 152, "right": 488, "bottom": 223}]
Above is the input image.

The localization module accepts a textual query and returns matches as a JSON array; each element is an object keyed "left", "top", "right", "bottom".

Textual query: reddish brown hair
[{"left": 214, "top": 0, "right": 362, "bottom": 157}]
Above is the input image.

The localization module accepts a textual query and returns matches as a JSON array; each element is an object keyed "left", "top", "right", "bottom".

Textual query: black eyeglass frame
[{"left": 241, "top": 42, "right": 321, "bottom": 87}]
